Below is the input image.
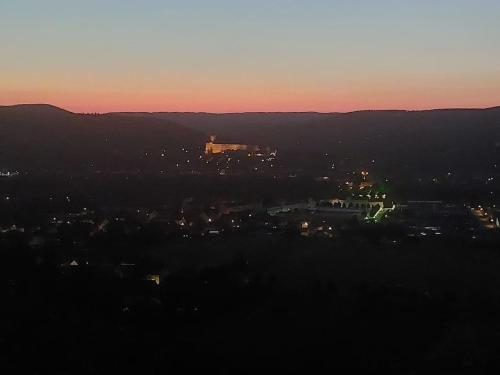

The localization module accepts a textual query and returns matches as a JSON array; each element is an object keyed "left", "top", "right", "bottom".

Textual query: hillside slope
[{"left": 0, "top": 105, "right": 206, "bottom": 172}]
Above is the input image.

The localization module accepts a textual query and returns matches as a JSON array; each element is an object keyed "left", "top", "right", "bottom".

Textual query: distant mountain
[
  {"left": 2, "top": 104, "right": 500, "bottom": 176},
  {"left": 281, "top": 107, "right": 500, "bottom": 174},
  {"left": 0, "top": 103, "right": 73, "bottom": 116},
  {"left": 0, "top": 104, "right": 205, "bottom": 172},
  {"left": 114, "top": 112, "right": 334, "bottom": 143},
  {"left": 120, "top": 107, "right": 500, "bottom": 175}
]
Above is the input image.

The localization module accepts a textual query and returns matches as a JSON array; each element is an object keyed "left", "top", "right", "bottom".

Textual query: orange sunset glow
[{"left": 2, "top": 1, "right": 500, "bottom": 113}]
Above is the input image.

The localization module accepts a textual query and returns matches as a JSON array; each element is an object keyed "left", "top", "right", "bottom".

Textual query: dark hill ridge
[
  {"left": 0, "top": 103, "right": 72, "bottom": 113},
  {"left": 115, "top": 107, "right": 500, "bottom": 145},
  {"left": 1, "top": 104, "right": 500, "bottom": 175},
  {"left": 117, "top": 107, "right": 500, "bottom": 175},
  {"left": 281, "top": 108, "right": 500, "bottom": 174},
  {"left": 0, "top": 104, "right": 205, "bottom": 172},
  {"left": 114, "top": 112, "right": 335, "bottom": 143}
]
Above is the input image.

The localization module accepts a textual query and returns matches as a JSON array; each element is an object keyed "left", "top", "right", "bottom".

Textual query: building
[{"left": 205, "top": 135, "right": 272, "bottom": 155}]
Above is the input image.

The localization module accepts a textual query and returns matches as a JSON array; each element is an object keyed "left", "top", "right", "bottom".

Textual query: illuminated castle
[{"left": 205, "top": 135, "right": 271, "bottom": 155}]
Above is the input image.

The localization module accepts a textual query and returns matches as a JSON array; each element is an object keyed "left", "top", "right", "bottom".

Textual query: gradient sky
[{"left": 1, "top": 0, "right": 500, "bottom": 113}]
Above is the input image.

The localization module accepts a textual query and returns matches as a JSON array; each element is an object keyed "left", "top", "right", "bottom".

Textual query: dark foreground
[{"left": 2, "top": 232, "right": 500, "bottom": 375}]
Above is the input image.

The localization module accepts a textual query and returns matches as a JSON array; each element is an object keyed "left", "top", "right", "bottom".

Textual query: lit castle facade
[{"left": 205, "top": 135, "right": 272, "bottom": 155}]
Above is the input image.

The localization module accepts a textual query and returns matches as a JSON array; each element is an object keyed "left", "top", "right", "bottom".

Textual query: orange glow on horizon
[{"left": 2, "top": 89, "right": 500, "bottom": 114}]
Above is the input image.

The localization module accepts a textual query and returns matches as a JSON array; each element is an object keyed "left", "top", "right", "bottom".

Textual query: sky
[{"left": 1, "top": 0, "right": 500, "bottom": 113}]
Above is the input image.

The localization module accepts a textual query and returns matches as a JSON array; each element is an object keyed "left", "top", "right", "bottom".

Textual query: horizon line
[{"left": 2, "top": 102, "right": 500, "bottom": 115}]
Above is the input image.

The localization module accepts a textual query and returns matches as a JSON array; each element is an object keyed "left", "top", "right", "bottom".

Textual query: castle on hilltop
[{"left": 205, "top": 135, "right": 274, "bottom": 156}]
